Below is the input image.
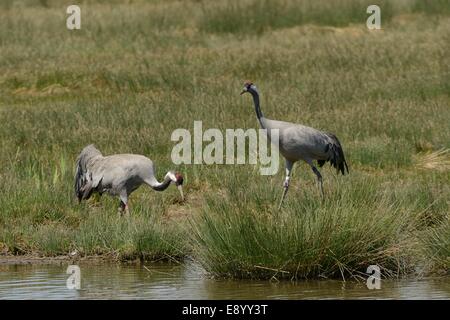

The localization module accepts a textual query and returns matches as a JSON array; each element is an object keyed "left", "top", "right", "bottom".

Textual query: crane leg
[
  {"left": 279, "top": 160, "right": 293, "bottom": 209},
  {"left": 311, "top": 166, "right": 324, "bottom": 198},
  {"left": 118, "top": 193, "right": 130, "bottom": 217}
]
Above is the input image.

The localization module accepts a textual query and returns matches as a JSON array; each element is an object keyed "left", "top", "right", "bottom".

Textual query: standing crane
[
  {"left": 240, "top": 81, "right": 348, "bottom": 208},
  {"left": 74, "top": 144, "right": 184, "bottom": 215}
]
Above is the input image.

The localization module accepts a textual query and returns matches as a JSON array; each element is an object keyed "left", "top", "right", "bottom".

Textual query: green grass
[
  {"left": 412, "top": 0, "right": 450, "bottom": 15},
  {"left": 0, "top": 0, "right": 449, "bottom": 278},
  {"left": 421, "top": 217, "right": 450, "bottom": 273},
  {"left": 199, "top": 0, "right": 396, "bottom": 34},
  {"left": 0, "top": 172, "right": 186, "bottom": 260},
  {"left": 191, "top": 169, "right": 443, "bottom": 280}
]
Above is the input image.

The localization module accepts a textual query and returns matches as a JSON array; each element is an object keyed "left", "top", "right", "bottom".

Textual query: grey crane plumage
[
  {"left": 240, "top": 81, "right": 348, "bottom": 208},
  {"left": 74, "top": 145, "right": 184, "bottom": 215}
]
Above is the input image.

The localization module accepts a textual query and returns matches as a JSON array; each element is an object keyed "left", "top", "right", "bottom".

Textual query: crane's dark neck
[
  {"left": 248, "top": 88, "right": 263, "bottom": 120},
  {"left": 149, "top": 174, "right": 172, "bottom": 191},
  {"left": 248, "top": 88, "right": 266, "bottom": 129}
]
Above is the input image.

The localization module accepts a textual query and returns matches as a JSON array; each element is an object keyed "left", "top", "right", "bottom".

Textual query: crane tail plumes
[
  {"left": 324, "top": 133, "right": 349, "bottom": 175},
  {"left": 74, "top": 144, "right": 102, "bottom": 201}
]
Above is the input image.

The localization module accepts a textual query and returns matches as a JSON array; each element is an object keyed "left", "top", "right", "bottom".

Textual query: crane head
[
  {"left": 165, "top": 171, "right": 185, "bottom": 201},
  {"left": 240, "top": 81, "right": 257, "bottom": 95},
  {"left": 175, "top": 172, "right": 184, "bottom": 186}
]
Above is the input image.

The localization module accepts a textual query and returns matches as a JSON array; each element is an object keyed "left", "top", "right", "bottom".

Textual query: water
[{"left": 0, "top": 262, "right": 449, "bottom": 300}]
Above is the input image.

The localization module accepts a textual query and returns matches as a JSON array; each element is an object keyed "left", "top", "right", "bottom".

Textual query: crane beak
[
  {"left": 240, "top": 89, "right": 247, "bottom": 95},
  {"left": 177, "top": 185, "right": 184, "bottom": 201}
]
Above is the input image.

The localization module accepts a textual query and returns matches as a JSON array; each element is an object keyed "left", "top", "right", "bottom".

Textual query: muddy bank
[{"left": 0, "top": 254, "right": 133, "bottom": 266}]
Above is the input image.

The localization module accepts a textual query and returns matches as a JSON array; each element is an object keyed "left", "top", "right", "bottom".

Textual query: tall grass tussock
[{"left": 192, "top": 170, "right": 434, "bottom": 279}]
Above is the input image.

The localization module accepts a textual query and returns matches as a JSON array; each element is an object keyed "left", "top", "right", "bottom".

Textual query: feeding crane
[
  {"left": 74, "top": 144, "right": 184, "bottom": 215},
  {"left": 240, "top": 81, "right": 348, "bottom": 208}
]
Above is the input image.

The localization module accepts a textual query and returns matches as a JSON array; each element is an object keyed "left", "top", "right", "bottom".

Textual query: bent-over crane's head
[
  {"left": 175, "top": 172, "right": 184, "bottom": 186},
  {"left": 167, "top": 171, "right": 184, "bottom": 201},
  {"left": 240, "top": 81, "right": 258, "bottom": 95}
]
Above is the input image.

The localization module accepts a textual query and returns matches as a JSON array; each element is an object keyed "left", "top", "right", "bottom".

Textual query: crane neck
[
  {"left": 248, "top": 89, "right": 265, "bottom": 128},
  {"left": 149, "top": 174, "right": 172, "bottom": 191}
]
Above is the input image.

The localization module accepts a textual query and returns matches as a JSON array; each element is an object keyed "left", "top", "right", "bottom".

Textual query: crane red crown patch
[{"left": 175, "top": 173, "right": 184, "bottom": 185}]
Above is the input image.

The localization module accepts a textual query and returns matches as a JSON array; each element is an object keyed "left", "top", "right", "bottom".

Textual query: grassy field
[{"left": 0, "top": 0, "right": 449, "bottom": 279}]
